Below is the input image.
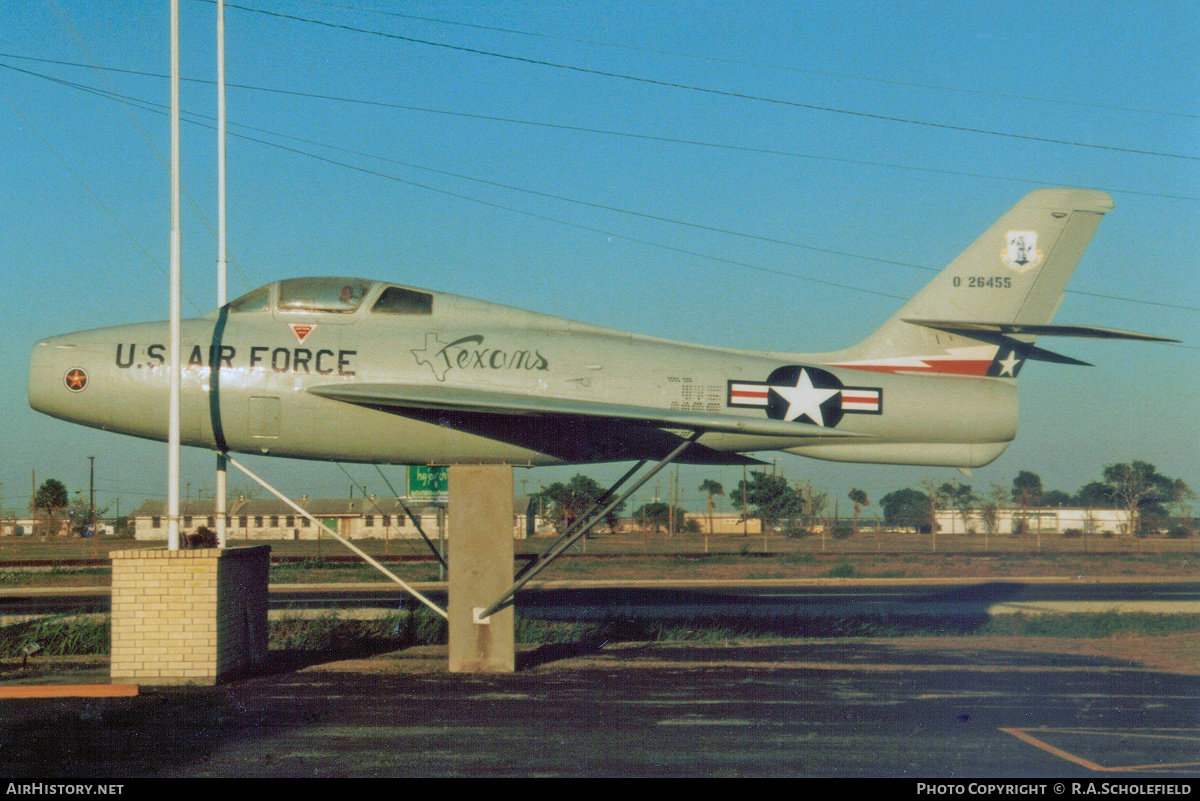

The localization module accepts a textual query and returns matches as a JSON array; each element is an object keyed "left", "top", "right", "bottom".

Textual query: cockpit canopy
[
  {"left": 279, "top": 277, "right": 370, "bottom": 313},
  {"left": 226, "top": 278, "right": 433, "bottom": 316}
]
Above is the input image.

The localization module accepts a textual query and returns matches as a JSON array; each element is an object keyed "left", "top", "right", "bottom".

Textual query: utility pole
[
  {"left": 677, "top": 467, "right": 683, "bottom": 536},
  {"left": 668, "top": 468, "right": 676, "bottom": 537},
  {"left": 742, "top": 464, "right": 748, "bottom": 536},
  {"left": 88, "top": 456, "right": 96, "bottom": 557}
]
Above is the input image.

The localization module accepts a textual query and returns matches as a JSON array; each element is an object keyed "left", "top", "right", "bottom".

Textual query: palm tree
[
  {"left": 699, "top": 479, "right": 724, "bottom": 535},
  {"left": 848, "top": 488, "right": 870, "bottom": 535}
]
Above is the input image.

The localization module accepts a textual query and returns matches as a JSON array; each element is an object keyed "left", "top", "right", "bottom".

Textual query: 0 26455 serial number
[{"left": 953, "top": 276, "right": 1012, "bottom": 288}]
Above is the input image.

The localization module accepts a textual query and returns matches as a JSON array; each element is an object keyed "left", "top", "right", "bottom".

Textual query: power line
[
  {"left": 9, "top": 60, "right": 1199, "bottom": 316},
  {"left": 3, "top": 53, "right": 1195, "bottom": 206},
  {"left": 0, "top": 89, "right": 204, "bottom": 314},
  {"left": 216, "top": 0, "right": 1200, "bottom": 162},
  {"left": 5, "top": 61, "right": 908, "bottom": 301},
  {"left": 0, "top": 62, "right": 932, "bottom": 272},
  {"left": 286, "top": 0, "right": 1200, "bottom": 122},
  {"left": 14, "top": 0, "right": 262, "bottom": 296},
  {"left": 132, "top": 105, "right": 1200, "bottom": 314}
]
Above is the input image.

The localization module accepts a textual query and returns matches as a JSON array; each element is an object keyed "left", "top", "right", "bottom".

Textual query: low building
[
  {"left": 0, "top": 517, "right": 114, "bottom": 537},
  {"left": 933, "top": 507, "right": 1132, "bottom": 535},
  {"left": 614, "top": 512, "right": 762, "bottom": 535},
  {"left": 128, "top": 496, "right": 537, "bottom": 541}
]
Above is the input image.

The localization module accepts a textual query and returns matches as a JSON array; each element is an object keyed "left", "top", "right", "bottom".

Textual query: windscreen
[
  {"left": 277, "top": 278, "right": 372, "bottom": 313},
  {"left": 226, "top": 286, "right": 269, "bottom": 313}
]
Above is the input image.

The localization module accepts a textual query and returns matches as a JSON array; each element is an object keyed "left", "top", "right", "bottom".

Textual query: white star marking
[
  {"left": 997, "top": 351, "right": 1022, "bottom": 377},
  {"left": 771, "top": 369, "right": 841, "bottom": 426}
]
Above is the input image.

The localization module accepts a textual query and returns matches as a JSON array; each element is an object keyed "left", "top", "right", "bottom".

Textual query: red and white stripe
[
  {"left": 841, "top": 389, "right": 881, "bottom": 412},
  {"left": 729, "top": 383, "right": 770, "bottom": 406}
]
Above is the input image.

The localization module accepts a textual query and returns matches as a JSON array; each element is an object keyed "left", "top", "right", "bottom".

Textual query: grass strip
[
  {"left": 1, "top": 611, "right": 1198, "bottom": 657},
  {"left": 0, "top": 617, "right": 110, "bottom": 657}
]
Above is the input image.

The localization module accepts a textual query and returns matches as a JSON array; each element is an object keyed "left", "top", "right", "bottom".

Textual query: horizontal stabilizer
[
  {"left": 904, "top": 319, "right": 1179, "bottom": 342},
  {"left": 308, "top": 383, "right": 865, "bottom": 439},
  {"left": 900, "top": 319, "right": 1180, "bottom": 368}
]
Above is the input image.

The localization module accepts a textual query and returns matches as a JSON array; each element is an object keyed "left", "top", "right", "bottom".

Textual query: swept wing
[{"left": 308, "top": 382, "right": 867, "bottom": 439}]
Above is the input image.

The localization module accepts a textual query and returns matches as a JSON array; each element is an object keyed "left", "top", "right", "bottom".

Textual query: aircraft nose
[{"left": 29, "top": 333, "right": 111, "bottom": 427}]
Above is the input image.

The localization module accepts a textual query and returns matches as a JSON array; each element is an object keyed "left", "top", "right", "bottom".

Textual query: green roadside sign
[{"left": 407, "top": 465, "right": 448, "bottom": 503}]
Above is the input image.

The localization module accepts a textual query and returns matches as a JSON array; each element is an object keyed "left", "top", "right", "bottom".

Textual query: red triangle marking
[{"left": 288, "top": 323, "right": 316, "bottom": 344}]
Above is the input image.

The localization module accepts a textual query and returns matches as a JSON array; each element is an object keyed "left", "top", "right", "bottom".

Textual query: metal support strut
[
  {"left": 338, "top": 462, "right": 448, "bottom": 570},
  {"left": 478, "top": 430, "right": 704, "bottom": 620},
  {"left": 514, "top": 458, "right": 647, "bottom": 581},
  {"left": 373, "top": 464, "right": 448, "bottom": 571},
  {"left": 226, "top": 456, "right": 447, "bottom": 619}
]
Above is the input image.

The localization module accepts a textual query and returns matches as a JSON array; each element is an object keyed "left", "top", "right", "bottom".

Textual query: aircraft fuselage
[{"left": 30, "top": 278, "right": 1017, "bottom": 468}]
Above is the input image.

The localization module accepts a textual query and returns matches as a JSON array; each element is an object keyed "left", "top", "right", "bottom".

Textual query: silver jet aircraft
[{"left": 29, "top": 188, "right": 1174, "bottom": 474}]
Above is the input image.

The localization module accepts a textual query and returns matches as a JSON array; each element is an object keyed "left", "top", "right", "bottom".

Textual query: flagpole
[
  {"left": 215, "top": 0, "right": 228, "bottom": 548},
  {"left": 167, "top": 0, "right": 182, "bottom": 551}
]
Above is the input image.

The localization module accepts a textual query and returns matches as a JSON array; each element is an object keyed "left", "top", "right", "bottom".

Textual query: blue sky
[{"left": 1, "top": 0, "right": 1197, "bottom": 519}]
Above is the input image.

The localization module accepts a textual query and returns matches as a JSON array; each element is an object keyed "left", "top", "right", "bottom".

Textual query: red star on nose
[{"left": 65, "top": 368, "right": 88, "bottom": 391}]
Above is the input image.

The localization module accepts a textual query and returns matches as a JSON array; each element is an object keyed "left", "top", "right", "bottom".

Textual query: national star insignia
[
  {"left": 64, "top": 368, "right": 88, "bottom": 392},
  {"left": 997, "top": 351, "right": 1022, "bottom": 377},
  {"left": 771, "top": 368, "right": 841, "bottom": 426}
]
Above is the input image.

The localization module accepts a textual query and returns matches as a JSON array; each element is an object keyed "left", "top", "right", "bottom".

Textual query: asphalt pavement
[{"left": 0, "top": 638, "right": 1197, "bottom": 778}]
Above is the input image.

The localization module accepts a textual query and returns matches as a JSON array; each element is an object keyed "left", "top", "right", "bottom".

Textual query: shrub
[
  {"left": 187, "top": 526, "right": 218, "bottom": 548},
  {"left": 1167, "top": 525, "right": 1192, "bottom": 539},
  {"left": 1062, "top": 528, "right": 1083, "bottom": 539},
  {"left": 783, "top": 522, "right": 811, "bottom": 538},
  {"left": 823, "top": 561, "right": 858, "bottom": 578}
]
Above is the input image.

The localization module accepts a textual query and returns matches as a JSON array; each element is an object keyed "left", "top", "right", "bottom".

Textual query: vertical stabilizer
[{"left": 827, "top": 188, "right": 1113, "bottom": 377}]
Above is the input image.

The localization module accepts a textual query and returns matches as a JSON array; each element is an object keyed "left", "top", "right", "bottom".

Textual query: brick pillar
[
  {"left": 110, "top": 545, "right": 270, "bottom": 685},
  {"left": 448, "top": 465, "right": 515, "bottom": 673}
]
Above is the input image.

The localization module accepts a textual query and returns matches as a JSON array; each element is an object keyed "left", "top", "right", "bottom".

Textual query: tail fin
[{"left": 827, "top": 188, "right": 1115, "bottom": 378}]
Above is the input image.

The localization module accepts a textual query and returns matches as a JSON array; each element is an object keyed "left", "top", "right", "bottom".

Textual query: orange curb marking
[
  {"left": 1002, "top": 728, "right": 1109, "bottom": 772},
  {"left": 1001, "top": 728, "right": 1200, "bottom": 773},
  {"left": 0, "top": 685, "right": 138, "bottom": 698}
]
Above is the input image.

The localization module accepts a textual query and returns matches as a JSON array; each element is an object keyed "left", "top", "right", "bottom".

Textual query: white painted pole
[
  {"left": 216, "top": 0, "right": 227, "bottom": 312},
  {"left": 215, "top": 0, "right": 228, "bottom": 549},
  {"left": 167, "top": 0, "right": 182, "bottom": 551}
]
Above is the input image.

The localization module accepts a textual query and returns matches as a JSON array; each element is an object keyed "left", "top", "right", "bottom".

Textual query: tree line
[
  {"left": 531, "top": 461, "right": 1193, "bottom": 538},
  {"left": 19, "top": 460, "right": 1193, "bottom": 539},
  {"left": 879, "top": 463, "right": 1193, "bottom": 536}
]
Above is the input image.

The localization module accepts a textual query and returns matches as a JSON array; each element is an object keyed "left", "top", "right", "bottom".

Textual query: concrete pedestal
[
  {"left": 448, "top": 465, "right": 515, "bottom": 673},
  {"left": 110, "top": 545, "right": 270, "bottom": 685}
]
